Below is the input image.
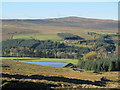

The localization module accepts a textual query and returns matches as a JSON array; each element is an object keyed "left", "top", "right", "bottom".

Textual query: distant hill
[
  {"left": 42, "top": 16, "right": 117, "bottom": 30},
  {"left": 2, "top": 16, "right": 118, "bottom": 40}
]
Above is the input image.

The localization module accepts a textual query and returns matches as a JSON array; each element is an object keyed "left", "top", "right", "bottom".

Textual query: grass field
[
  {"left": 2, "top": 60, "right": 119, "bottom": 81},
  {"left": 67, "top": 44, "right": 93, "bottom": 48},
  {"left": 13, "top": 34, "right": 62, "bottom": 41},
  {"left": 1, "top": 57, "right": 78, "bottom": 64},
  {"left": 23, "top": 58, "right": 78, "bottom": 64},
  {"left": 1, "top": 60, "right": 119, "bottom": 89}
]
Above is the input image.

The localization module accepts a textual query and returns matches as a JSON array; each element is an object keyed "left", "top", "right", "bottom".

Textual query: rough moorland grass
[
  {"left": 1, "top": 60, "right": 119, "bottom": 89},
  {"left": 2, "top": 60, "right": 119, "bottom": 82},
  {"left": 1, "top": 57, "right": 78, "bottom": 64},
  {"left": 13, "top": 34, "right": 62, "bottom": 41}
]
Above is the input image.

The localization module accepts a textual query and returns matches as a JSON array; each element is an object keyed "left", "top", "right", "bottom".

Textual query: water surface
[{"left": 18, "top": 61, "right": 68, "bottom": 67}]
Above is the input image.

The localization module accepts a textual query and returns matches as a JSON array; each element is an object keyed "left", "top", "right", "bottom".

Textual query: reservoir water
[{"left": 18, "top": 61, "right": 68, "bottom": 67}]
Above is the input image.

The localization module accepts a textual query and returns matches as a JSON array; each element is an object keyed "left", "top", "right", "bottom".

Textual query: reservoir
[{"left": 18, "top": 61, "right": 68, "bottom": 67}]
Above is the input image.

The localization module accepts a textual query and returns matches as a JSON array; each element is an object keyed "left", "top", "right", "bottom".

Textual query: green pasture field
[
  {"left": 1, "top": 57, "right": 38, "bottom": 61},
  {"left": 67, "top": 44, "right": 93, "bottom": 48},
  {"left": 1, "top": 57, "right": 78, "bottom": 64},
  {"left": 89, "top": 31, "right": 117, "bottom": 35},
  {"left": 13, "top": 34, "right": 62, "bottom": 41},
  {"left": 31, "top": 58, "right": 78, "bottom": 64}
]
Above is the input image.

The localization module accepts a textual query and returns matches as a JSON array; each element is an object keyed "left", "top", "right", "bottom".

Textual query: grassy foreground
[
  {"left": 1, "top": 57, "right": 78, "bottom": 64},
  {"left": 1, "top": 60, "right": 119, "bottom": 89}
]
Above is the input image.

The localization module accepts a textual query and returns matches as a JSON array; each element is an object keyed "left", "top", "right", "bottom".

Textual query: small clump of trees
[{"left": 57, "top": 33, "right": 84, "bottom": 40}]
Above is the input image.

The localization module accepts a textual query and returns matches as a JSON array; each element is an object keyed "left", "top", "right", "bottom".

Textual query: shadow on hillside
[
  {"left": 2, "top": 79, "right": 56, "bottom": 90},
  {"left": 1, "top": 73, "right": 105, "bottom": 86},
  {"left": 1, "top": 80, "right": 109, "bottom": 90}
]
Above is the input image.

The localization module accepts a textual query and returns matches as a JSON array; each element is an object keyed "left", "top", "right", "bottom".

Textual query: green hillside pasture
[
  {"left": 1, "top": 57, "right": 37, "bottom": 60},
  {"left": 67, "top": 44, "right": 93, "bottom": 48},
  {"left": 13, "top": 34, "right": 62, "bottom": 41},
  {"left": 1, "top": 57, "right": 78, "bottom": 64},
  {"left": 30, "top": 58, "right": 78, "bottom": 64}
]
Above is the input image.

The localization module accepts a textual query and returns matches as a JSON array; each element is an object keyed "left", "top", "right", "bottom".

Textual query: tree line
[
  {"left": 78, "top": 55, "right": 120, "bottom": 72},
  {"left": 2, "top": 39, "right": 91, "bottom": 58}
]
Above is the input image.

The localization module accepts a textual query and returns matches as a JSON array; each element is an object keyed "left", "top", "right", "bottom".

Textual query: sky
[{"left": 1, "top": 2, "right": 118, "bottom": 20}]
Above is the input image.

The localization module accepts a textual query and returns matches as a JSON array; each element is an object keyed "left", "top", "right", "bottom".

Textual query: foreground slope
[{"left": 1, "top": 60, "right": 119, "bottom": 89}]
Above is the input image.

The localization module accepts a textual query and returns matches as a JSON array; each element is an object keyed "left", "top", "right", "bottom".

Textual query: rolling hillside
[{"left": 2, "top": 16, "right": 118, "bottom": 40}]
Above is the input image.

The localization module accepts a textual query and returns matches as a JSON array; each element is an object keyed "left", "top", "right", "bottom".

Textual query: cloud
[{"left": 2, "top": 14, "right": 35, "bottom": 19}]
